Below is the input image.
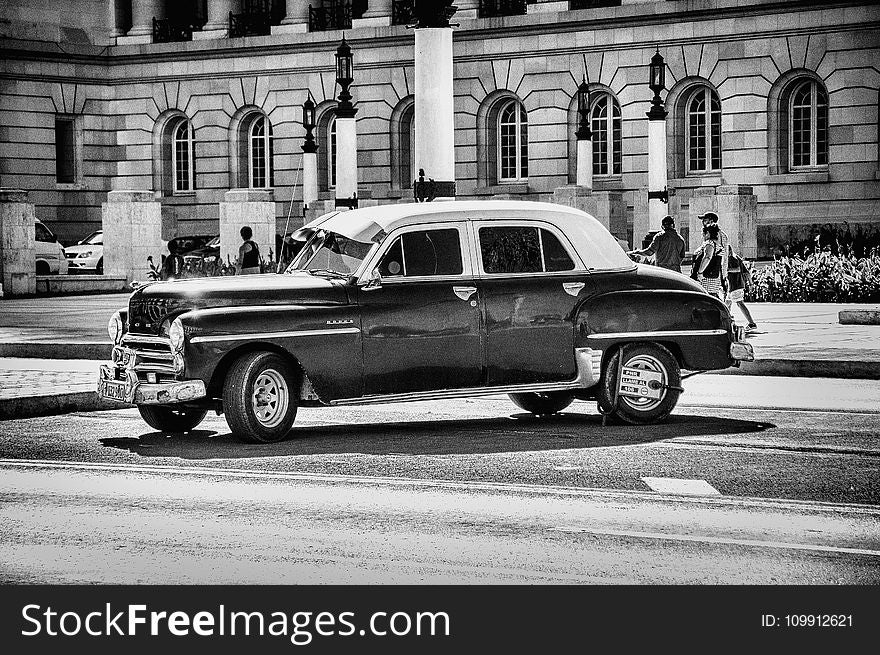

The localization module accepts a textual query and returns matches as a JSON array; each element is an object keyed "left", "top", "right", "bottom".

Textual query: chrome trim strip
[
  {"left": 190, "top": 327, "right": 361, "bottom": 344},
  {"left": 122, "top": 334, "right": 170, "bottom": 346},
  {"left": 587, "top": 329, "right": 727, "bottom": 340},
  {"left": 331, "top": 347, "right": 603, "bottom": 406}
]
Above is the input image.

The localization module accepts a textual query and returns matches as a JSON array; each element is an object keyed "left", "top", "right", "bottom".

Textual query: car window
[
  {"left": 479, "top": 226, "right": 574, "bottom": 274},
  {"left": 378, "top": 228, "right": 463, "bottom": 278},
  {"left": 35, "top": 222, "right": 54, "bottom": 243}
]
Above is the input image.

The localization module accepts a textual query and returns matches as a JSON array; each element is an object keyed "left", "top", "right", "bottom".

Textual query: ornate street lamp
[
  {"left": 302, "top": 94, "right": 316, "bottom": 154},
  {"left": 647, "top": 49, "right": 667, "bottom": 120},
  {"left": 575, "top": 77, "right": 592, "bottom": 141},
  {"left": 335, "top": 35, "right": 355, "bottom": 117}
]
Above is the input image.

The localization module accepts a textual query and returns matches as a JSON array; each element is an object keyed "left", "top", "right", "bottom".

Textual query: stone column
[
  {"left": 688, "top": 185, "right": 758, "bottom": 258},
  {"left": 195, "top": 0, "right": 240, "bottom": 39},
  {"left": 552, "top": 186, "right": 598, "bottom": 223},
  {"left": 126, "top": 0, "right": 166, "bottom": 37},
  {"left": 415, "top": 26, "right": 456, "bottom": 200},
  {"left": 455, "top": 0, "right": 479, "bottom": 20},
  {"left": 109, "top": 0, "right": 128, "bottom": 38},
  {"left": 356, "top": 0, "right": 392, "bottom": 27},
  {"left": 102, "top": 190, "right": 163, "bottom": 285},
  {"left": 272, "top": 0, "right": 308, "bottom": 34},
  {"left": 220, "top": 189, "right": 275, "bottom": 271},
  {"left": 302, "top": 149, "right": 318, "bottom": 210},
  {"left": 646, "top": 112, "right": 668, "bottom": 234},
  {"left": 334, "top": 116, "right": 358, "bottom": 209},
  {"left": 0, "top": 189, "right": 37, "bottom": 297}
]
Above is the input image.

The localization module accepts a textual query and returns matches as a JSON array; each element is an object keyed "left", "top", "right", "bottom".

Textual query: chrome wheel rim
[
  {"left": 251, "top": 368, "right": 289, "bottom": 428},
  {"left": 619, "top": 354, "right": 667, "bottom": 412}
]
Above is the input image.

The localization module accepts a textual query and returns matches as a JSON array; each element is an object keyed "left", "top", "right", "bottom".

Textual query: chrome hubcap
[
  {"left": 620, "top": 354, "right": 667, "bottom": 412},
  {"left": 251, "top": 368, "right": 289, "bottom": 428}
]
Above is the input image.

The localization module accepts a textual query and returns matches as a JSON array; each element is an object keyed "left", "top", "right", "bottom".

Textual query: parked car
[
  {"left": 98, "top": 201, "right": 753, "bottom": 443},
  {"left": 65, "top": 229, "right": 104, "bottom": 274},
  {"left": 181, "top": 235, "right": 220, "bottom": 266},
  {"left": 35, "top": 218, "right": 67, "bottom": 275}
]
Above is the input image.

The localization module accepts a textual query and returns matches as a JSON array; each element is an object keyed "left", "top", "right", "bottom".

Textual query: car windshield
[
  {"left": 285, "top": 229, "right": 375, "bottom": 278},
  {"left": 81, "top": 231, "right": 102, "bottom": 245}
]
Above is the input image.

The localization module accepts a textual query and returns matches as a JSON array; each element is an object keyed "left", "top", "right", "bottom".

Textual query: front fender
[
  {"left": 177, "top": 304, "right": 362, "bottom": 400},
  {"left": 575, "top": 289, "right": 735, "bottom": 370}
]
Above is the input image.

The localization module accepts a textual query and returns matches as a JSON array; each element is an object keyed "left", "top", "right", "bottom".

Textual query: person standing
[
  {"left": 237, "top": 226, "right": 261, "bottom": 275},
  {"left": 691, "top": 224, "right": 723, "bottom": 300},
  {"left": 698, "top": 212, "right": 728, "bottom": 294},
  {"left": 628, "top": 215, "right": 687, "bottom": 273},
  {"left": 726, "top": 248, "right": 758, "bottom": 332}
]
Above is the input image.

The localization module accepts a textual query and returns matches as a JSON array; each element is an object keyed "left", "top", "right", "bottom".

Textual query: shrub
[{"left": 746, "top": 249, "right": 880, "bottom": 303}]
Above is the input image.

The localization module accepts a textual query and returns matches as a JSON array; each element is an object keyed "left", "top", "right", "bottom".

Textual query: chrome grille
[{"left": 116, "top": 334, "right": 178, "bottom": 379}]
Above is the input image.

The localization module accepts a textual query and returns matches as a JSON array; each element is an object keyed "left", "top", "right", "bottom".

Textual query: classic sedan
[{"left": 98, "top": 201, "right": 753, "bottom": 443}]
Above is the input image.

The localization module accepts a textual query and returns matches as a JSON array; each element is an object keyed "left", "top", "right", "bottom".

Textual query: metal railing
[
  {"left": 152, "top": 17, "right": 194, "bottom": 43},
  {"left": 308, "top": 2, "right": 353, "bottom": 32},
  {"left": 391, "top": 0, "right": 416, "bottom": 26},
  {"left": 229, "top": 0, "right": 274, "bottom": 37},
  {"left": 478, "top": 0, "right": 527, "bottom": 18}
]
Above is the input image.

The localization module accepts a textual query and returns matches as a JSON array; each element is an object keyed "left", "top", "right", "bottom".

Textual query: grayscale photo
[{"left": 0, "top": 0, "right": 878, "bottom": 622}]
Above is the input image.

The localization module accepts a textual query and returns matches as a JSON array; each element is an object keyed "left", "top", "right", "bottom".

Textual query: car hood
[
  {"left": 128, "top": 273, "right": 349, "bottom": 333},
  {"left": 65, "top": 243, "right": 102, "bottom": 255}
]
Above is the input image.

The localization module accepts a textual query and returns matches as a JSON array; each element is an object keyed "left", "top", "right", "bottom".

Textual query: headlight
[
  {"left": 107, "top": 312, "right": 123, "bottom": 345},
  {"left": 77, "top": 251, "right": 93, "bottom": 258},
  {"left": 168, "top": 318, "right": 185, "bottom": 353}
]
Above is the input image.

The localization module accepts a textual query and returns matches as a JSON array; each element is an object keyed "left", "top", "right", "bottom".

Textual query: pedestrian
[
  {"left": 628, "top": 215, "right": 686, "bottom": 273},
  {"left": 726, "top": 248, "right": 758, "bottom": 332},
  {"left": 161, "top": 240, "right": 183, "bottom": 280},
  {"left": 237, "top": 226, "right": 261, "bottom": 275},
  {"left": 690, "top": 223, "right": 723, "bottom": 300},
  {"left": 698, "top": 212, "right": 729, "bottom": 295}
]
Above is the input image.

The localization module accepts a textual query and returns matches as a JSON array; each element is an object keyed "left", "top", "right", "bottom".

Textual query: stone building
[{"left": 0, "top": 0, "right": 878, "bottom": 256}]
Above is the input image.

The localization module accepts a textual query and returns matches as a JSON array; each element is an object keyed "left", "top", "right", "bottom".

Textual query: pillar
[
  {"left": 0, "top": 189, "right": 37, "bottom": 296},
  {"left": 356, "top": 0, "right": 392, "bottom": 27},
  {"left": 109, "top": 0, "right": 128, "bottom": 38},
  {"left": 219, "top": 189, "right": 275, "bottom": 271},
  {"left": 576, "top": 138, "right": 592, "bottom": 192},
  {"left": 334, "top": 116, "right": 358, "bottom": 209},
  {"left": 126, "top": 0, "right": 165, "bottom": 37},
  {"left": 553, "top": 185, "right": 598, "bottom": 223},
  {"left": 688, "top": 185, "right": 758, "bottom": 258},
  {"left": 302, "top": 150, "right": 318, "bottom": 210},
  {"left": 102, "top": 190, "right": 163, "bottom": 285},
  {"left": 646, "top": 116, "right": 668, "bottom": 233},
  {"left": 195, "top": 0, "right": 240, "bottom": 38},
  {"left": 273, "top": 0, "right": 308, "bottom": 34},
  {"left": 415, "top": 27, "right": 455, "bottom": 200}
]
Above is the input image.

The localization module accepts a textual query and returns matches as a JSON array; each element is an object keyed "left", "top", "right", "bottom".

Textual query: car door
[
  {"left": 359, "top": 222, "right": 482, "bottom": 396},
  {"left": 473, "top": 220, "right": 587, "bottom": 386}
]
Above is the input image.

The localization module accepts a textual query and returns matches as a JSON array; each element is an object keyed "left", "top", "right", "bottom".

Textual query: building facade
[{"left": 1, "top": 0, "right": 878, "bottom": 255}]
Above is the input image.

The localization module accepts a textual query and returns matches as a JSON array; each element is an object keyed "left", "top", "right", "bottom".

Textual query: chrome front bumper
[
  {"left": 98, "top": 365, "right": 206, "bottom": 405},
  {"left": 730, "top": 341, "right": 754, "bottom": 362}
]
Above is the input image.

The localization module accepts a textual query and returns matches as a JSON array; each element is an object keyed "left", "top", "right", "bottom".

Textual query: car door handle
[
  {"left": 453, "top": 286, "right": 477, "bottom": 301},
  {"left": 563, "top": 282, "right": 585, "bottom": 296}
]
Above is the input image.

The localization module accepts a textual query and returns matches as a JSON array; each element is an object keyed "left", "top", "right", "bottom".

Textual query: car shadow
[{"left": 99, "top": 411, "right": 772, "bottom": 460}]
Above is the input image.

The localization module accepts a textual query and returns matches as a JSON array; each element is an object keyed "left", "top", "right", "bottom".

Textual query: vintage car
[{"left": 98, "top": 200, "right": 753, "bottom": 443}]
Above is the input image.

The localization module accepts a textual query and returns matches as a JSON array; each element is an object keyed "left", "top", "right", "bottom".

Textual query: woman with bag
[
  {"left": 691, "top": 224, "right": 724, "bottom": 300},
  {"left": 726, "top": 248, "right": 758, "bottom": 332}
]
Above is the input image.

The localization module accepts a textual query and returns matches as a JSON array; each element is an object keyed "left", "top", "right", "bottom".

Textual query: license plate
[
  {"left": 618, "top": 366, "right": 664, "bottom": 400},
  {"left": 99, "top": 379, "right": 129, "bottom": 402}
]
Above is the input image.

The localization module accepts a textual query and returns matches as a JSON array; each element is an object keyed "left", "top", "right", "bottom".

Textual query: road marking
[
  {"left": 551, "top": 526, "right": 880, "bottom": 558},
  {"left": 641, "top": 477, "right": 721, "bottom": 496},
  {"left": 1, "top": 458, "right": 878, "bottom": 516}
]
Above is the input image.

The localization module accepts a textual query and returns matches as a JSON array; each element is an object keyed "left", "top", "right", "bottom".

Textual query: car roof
[{"left": 310, "top": 200, "right": 633, "bottom": 271}]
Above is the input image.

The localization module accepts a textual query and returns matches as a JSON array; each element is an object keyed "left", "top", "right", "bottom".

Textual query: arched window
[
  {"left": 172, "top": 119, "right": 194, "bottom": 192},
  {"left": 687, "top": 87, "right": 721, "bottom": 173},
  {"left": 327, "top": 115, "right": 337, "bottom": 189},
  {"left": 497, "top": 99, "right": 528, "bottom": 182},
  {"left": 789, "top": 79, "right": 828, "bottom": 169},
  {"left": 249, "top": 115, "right": 274, "bottom": 188},
  {"left": 591, "top": 94, "right": 621, "bottom": 176}
]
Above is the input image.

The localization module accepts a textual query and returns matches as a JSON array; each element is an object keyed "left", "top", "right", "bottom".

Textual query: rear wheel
[
  {"left": 597, "top": 343, "right": 681, "bottom": 425},
  {"left": 36, "top": 260, "right": 50, "bottom": 275},
  {"left": 509, "top": 391, "right": 574, "bottom": 416},
  {"left": 223, "top": 351, "right": 298, "bottom": 443},
  {"left": 138, "top": 405, "right": 208, "bottom": 432}
]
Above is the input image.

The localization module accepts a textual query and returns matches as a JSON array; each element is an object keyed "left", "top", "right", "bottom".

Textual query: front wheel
[
  {"left": 509, "top": 391, "right": 574, "bottom": 416},
  {"left": 223, "top": 351, "right": 298, "bottom": 443},
  {"left": 138, "top": 405, "right": 208, "bottom": 432},
  {"left": 597, "top": 343, "right": 682, "bottom": 425}
]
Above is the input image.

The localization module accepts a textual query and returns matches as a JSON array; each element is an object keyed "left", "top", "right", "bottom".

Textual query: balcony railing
[
  {"left": 152, "top": 17, "right": 194, "bottom": 43},
  {"left": 391, "top": 0, "right": 416, "bottom": 26},
  {"left": 478, "top": 0, "right": 527, "bottom": 18},
  {"left": 570, "top": 0, "right": 621, "bottom": 9},
  {"left": 229, "top": 0, "right": 275, "bottom": 37},
  {"left": 309, "top": 2, "right": 353, "bottom": 32}
]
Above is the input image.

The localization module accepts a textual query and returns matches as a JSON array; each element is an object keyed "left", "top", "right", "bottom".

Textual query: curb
[
  {"left": 0, "top": 391, "right": 127, "bottom": 421},
  {"left": 709, "top": 358, "right": 880, "bottom": 380},
  {"left": 839, "top": 310, "right": 880, "bottom": 326},
  {"left": 0, "top": 343, "right": 110, "bottom": 360}
]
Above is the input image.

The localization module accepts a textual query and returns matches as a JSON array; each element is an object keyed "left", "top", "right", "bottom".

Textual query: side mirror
[{"left": 362, "top": 267, "right": 382, "bottom": 291}]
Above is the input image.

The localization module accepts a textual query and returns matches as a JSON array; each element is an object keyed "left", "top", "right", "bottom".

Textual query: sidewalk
[{"left": 0, "top": 295, "right": 878, "bottom": 420}]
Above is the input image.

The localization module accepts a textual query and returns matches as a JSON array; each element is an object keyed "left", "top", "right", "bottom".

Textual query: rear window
[{"left": 479, "top": 226, "right": 574, "bottom": 274}]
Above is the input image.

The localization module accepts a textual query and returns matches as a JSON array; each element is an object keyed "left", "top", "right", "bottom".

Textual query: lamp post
[
  {"left": 646, "top": 49, "right": 669, "bottom": 233},
  {"left": 334, "top": 36, "right": 358, "bottom": 209},
  {"left": 575, "top": 78, "right": 593, "bottom": 191},
  {"left": 414, "top": 2, "right": 457, "bottom": 200},
  {"left": 301, "top": 94, "right": 318, "bottom": 210}
]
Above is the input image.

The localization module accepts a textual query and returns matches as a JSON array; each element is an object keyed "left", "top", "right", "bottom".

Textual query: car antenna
[{"left": 278, "top": 155, "right": 303, "bottom": 273}]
